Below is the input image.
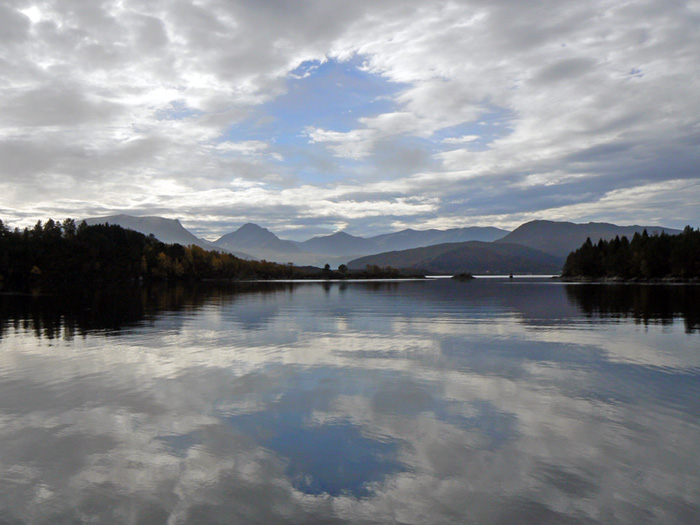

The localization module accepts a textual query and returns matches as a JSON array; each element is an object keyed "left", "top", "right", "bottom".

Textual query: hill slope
[
  {"left": 497, "top": 220, "right": 681, "bottom": 258},
  {"left": 347, "top": 241, "right": 562, "bottom": 275}
]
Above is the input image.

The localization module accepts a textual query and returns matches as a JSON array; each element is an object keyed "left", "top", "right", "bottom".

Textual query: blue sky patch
[
  {"left": 220, "top": 57, "right": 407, "bottom": 183},
  {"left": 433, "top": 106, "right": 516, "bottom": 152},
  {"left": 223, "top": 57, "right": 404, "bottom": 142},
  {"left": 274, "top": 56, "right": 404, "bottom": 133},
  {"left": 223, "top": 368, "right": 405, "bottom": 498}
]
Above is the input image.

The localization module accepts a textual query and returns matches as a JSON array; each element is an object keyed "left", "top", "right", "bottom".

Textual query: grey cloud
[
  {"left": 227, "top": 0, "right": 368, "bottom": 42},
  {"left": 126, "top": 12, "right": 169, "bottom": 50},
  {"left": 163, "top": 0, "right": 365, "bottom": 87},
  {"left": 0, "top": 133, "right": 157, "bottom": 181},
  {"left": 565, "top": 141, "right": 636, "bottom": 164},
  {"left": 0, "top": 4, "right": 30, "bottom": 45},
  {"left": 333, "top": 190, "right": 406, "bottom": 203},
  {"left": 483, "top": 1, "right": 598, "bottom": 55},
  {"left": 533, "top": 57, "right": 596, "bottom": 85},
  {"left": 1, "top": 0, "right": 699, "bottom": 234},
  {"left": 368, "top": 137, "right": 438, "bottom": 177},
  {"left": 1, "top": 84, "right": 123, "bottom": 127},
  {"left": 0, "top": 138, "right": 63, "bottom": 180}
]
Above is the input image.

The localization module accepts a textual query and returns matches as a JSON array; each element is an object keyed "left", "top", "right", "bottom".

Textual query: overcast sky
[{"left": 1, "top": 0, "right": 699, "bottom": 240}]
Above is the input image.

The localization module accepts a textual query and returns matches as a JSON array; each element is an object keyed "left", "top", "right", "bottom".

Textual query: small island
[{"left": 451, "top": 272, "right": 475, "bottom": 281}]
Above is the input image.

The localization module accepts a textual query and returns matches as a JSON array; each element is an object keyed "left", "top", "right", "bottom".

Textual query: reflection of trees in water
[
  {"left": 0, "top": 282, "right": 297, "bottom": 341},
  {"left": 0, "top": 281, "right": 407, "bottom": 341},
  {"left": 565, "top": 284, "right": 700, "bottom": 333}
]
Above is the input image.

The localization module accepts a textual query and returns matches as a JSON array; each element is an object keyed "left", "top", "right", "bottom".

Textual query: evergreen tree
[{"left": 563, "top": 227, "right": 700, "bottom": 279}]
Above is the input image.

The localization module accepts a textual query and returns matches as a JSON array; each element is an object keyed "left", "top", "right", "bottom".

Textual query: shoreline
[{"left": 558, "top": 276, "right": 700, "bottom": 284}]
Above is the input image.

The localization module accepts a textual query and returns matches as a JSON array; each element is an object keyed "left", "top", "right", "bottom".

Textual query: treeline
[
  {"left": 562, "top": 226, "right": 700, "bottom": 279},
  {"left": 0, "top": 219, "right": 406, "bottom": 291}
]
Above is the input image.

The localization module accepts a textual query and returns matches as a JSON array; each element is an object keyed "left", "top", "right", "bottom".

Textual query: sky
[{"left": 1, "top": 0, "right": 699, "bottom": 241}]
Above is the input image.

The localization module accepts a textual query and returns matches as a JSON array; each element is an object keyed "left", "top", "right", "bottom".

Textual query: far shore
[{"left": 557, "top": 276, "right": 700, "bottom": 284}]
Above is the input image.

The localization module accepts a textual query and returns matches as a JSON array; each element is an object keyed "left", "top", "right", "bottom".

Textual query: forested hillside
[
  {"left": 0, "top": 219, "right": 311, "bottom": 290},
  {"left": 562, "top": 227, "right": 700, "bottom": 279},
  {"left": 0, "top": 219, "right": 409, "bottom": 291}
]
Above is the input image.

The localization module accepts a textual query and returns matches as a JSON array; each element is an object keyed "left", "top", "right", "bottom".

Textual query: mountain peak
[
  {"left": 238, "top": 222, "right": 268, "bottom": 232},
  {"left": 235, "top": 223, "right": 275, "bottom": 238},
  {"left": 214, "top": 223, "right": 300, "bottom": 254},
  {"left": 327, "top": 231, "right": 359, "bottom": 239}
]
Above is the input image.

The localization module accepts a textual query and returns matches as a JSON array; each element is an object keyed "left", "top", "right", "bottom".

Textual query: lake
[{"left": 1, "top": 278, "right": 699, "bottom": 523}]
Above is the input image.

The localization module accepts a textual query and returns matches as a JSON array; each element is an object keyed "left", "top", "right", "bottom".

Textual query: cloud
[
  {"left": 442, "top": 135, "right": 480, "bottom": 145},
  {"left": 0, "top": 0, "right": 699, "bottom": 235},
  {"left": 212, "top": 140, "right": 271, "bottom": 156}
]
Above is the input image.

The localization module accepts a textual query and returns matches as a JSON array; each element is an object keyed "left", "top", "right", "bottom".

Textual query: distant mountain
[
  {"left": 209, "top": 223, "right": 510, "bottom": 266},
  {"left": 213, "top": 223, "right": 300, "bottom": 261},
  {"left": 347, "top": 241, "right": 563, "bottom": 275},
  {"left": 497, "top": 220, "right": 682, "bottom": 258},
  {"left": 83, "top": 214, "right": 253, "bottom": 259},
  {"left": 297, "top": 231, "right": 376, "bottom": 256},
  {"left": 293, "top": 226, "right": 510, "bottom": 262},
  {"left": 369, "top": 226, "right": 509, "bottom": 252},
  {"left": 81, "top": 217, "right": 682, "bottom": 269}
]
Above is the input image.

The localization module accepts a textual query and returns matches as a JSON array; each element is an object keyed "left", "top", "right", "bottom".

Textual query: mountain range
[
  {"left": 83, "top": 214, "right": 683, "bottom": 274},
  {"left": 218, "top": 224, "right": 512, "bottom": 267}
]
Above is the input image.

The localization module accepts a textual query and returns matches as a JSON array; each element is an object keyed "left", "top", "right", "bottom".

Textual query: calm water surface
[{"left": 1, "top": 279, "right": 699, "bottom": 523}]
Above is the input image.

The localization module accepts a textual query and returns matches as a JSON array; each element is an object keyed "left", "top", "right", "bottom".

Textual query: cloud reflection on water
[{"left": 0, "top": 280, "right": 699, "bottom": 523}]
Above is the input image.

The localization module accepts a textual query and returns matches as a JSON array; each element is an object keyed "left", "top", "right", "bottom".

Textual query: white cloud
[
  {"left": 305, "top": 127, "right": 376, "bottom": 160},
  {"left": 213, "top": 140, "right": 270, "bottom": 155},
  {"left": 442, "top": 135, "right": 479, "bottom": 145},
  {"left": 0, "top": 0, "right": 699, "bottom": 235}
]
